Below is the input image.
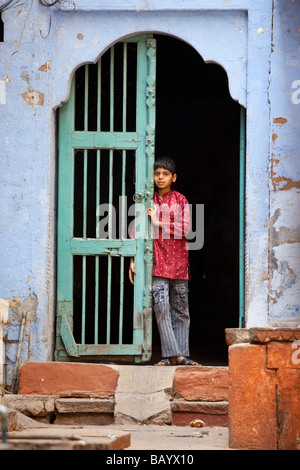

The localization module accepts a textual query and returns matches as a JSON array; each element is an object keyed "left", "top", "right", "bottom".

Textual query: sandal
[
  {"left": 155, "top": 358, "right": 172, "bottom": 366},
  {"left": 178, "top": 357, "right": 198, "bottom": 366}
]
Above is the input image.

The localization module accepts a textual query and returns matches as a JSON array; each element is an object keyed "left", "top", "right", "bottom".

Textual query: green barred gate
[{"left": 55, "top": 35, "right": 156, "bottom": 362}]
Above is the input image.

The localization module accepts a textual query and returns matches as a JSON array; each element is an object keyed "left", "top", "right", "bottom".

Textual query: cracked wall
[{"left": 268, "top": 0, "right": 300, "bottom": 327}]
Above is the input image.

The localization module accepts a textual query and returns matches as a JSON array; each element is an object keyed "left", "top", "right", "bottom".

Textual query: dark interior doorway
[
  {"left": 70, "top": 34, "right": 241, "bottom": 366},
  {"left": 152, "top": 35, "right": 240, "bottom": 365},
  {"left": 0, "top": 14, "right": 4, "bottom": 42}
]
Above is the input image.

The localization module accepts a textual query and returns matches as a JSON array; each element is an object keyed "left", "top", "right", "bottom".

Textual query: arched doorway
[
  {"left": 56, "top": 34, "right": 242, "bottom": 365},
  {"left": 153, "top": 35, "right": 241, "bottom": 365}
]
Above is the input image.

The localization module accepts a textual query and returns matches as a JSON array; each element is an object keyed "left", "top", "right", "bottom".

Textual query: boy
[{"left": 129, "top": 157, "right": 197, "bottom": 366}]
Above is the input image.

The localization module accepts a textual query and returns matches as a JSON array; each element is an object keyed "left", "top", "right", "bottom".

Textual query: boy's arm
[
  {"left": 129, "top": 257, "right": 136, "bottom": 284},
  {"left": 147, "top": 207, "right": 162, "bottom": 228}
]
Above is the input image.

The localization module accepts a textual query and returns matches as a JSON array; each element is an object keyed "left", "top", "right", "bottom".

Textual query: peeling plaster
[
  {"left": 269, "top": 195, "right": 300, "bottom": 324},
  {"left": 6, "top": 294, "right": 38, "bottom": 322},
  {"left": 270, "top": 251, "right": 297, "bottom": 303},
  {"left": 270, "top": 208, "right": 300, "bottom": 247},
  {"left": 273, "top": 117, "right": 288, "bottom": 125},
  {"left": 271, "top": 156, "right": 300, "bottom": 191},
  {"left": 22, "top": 89, "right": 44, "bottom": 107},
  {"left": 38, "top": 61, "right": 51, "bottom": 72},
  {"left": 268, "top": 244, "right": 300, "bottom": 325}
]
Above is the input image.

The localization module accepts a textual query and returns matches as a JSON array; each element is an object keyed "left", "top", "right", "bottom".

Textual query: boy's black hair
[{"left": 154, "top": 157, "right": 177, "bottom": 175}]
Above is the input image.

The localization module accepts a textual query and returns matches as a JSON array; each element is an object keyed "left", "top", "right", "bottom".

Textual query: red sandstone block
[
  {"left": 173, "top": 367, "right": 228, "bottom": 402},
  {"left": 228, "top": 344, "right": 277, "bottom": 450},
  {"left": 18, "top": 362, "right": 119, "bottom": 398},
  {"left": 267, "top": 342, "right": 300, "bottom": 369},
  {"left": 277, "top": 369, "right": 300, "bottom": 450}
]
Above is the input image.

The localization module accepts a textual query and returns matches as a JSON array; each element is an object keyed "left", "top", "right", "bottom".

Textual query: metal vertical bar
[
  {"left": 120, "top": 151, "right": 126, "bottom": 240},
  {"left": 97, "top": 59, "right": 101, "bottom": 132},
  {"left": 108, "top": 150, "right": 113, "bottom": 239},
  {"left": 94, "top": 151, "right": 100, "bottom": 343},
  {"left": 119, "top": 257, "right": 124, "bottom": 344},
  {"left": 118, "top": 150, "right": 126, "bottom": 344},
  {"left": 239, "top": 106, "right": 246, "bottom": 328},
  {"left": 83, "top": 150, "right": 88, "bottom": 239},
  {"left": 96, "top": 150, "right": 100, "bottom": 237},
  {"left": 94, "top": 255, "right": 99, "bottom": 343},
  {"left": 81, "top": 255, "right": 86, "bottom": 344},
  {"left": 107, "top": 149, "right": 113, "bottom": 344},
  {"left": 84, "top": 64, "right": 89, "bottom": 131},
  {"left": 123, "top": 43, "right": 127, "bottom": 131},
  {"left": 106, "top": 255, "right": 112, "bottom": 344},
  {"left": 83, "top": 64, "right": 89, "bottom": 241}
]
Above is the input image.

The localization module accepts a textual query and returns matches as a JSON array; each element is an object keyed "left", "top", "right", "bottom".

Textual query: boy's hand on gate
[
  {"left": 147, "top": 206, "right": 161, "bottom": 227},
  {"left": 129, "top": 258, "right": 136, "bottom": 284}
]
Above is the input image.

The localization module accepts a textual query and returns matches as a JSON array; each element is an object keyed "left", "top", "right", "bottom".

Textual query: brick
[
  {"left": 228, "top": 344, "right": 277, "bottom": 450},
  {"left": 277, "top": 369, "right": 300, "bottom": 450},
  {"left": 171, "top": 400, "right": 228, "bottom": 427},
  {"left": 173, "top": 367, "right": 228, "bottom": 402},
  {"left": 267, "top": 342, "right": 300, "bottom": 369},
  {"left": 18, "top": 362, "right": 119, "bottom": 398}
]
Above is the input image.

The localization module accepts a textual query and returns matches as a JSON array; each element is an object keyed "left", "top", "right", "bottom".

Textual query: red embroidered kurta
[
  {"left": 130, "top": 190, "right": 191, "bottom": 280},
  {"left": 152, "top": 190, "right": 191, "bottom": 280}
]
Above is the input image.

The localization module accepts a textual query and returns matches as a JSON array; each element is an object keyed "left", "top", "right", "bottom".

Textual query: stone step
[
  {"left": 171, "top": 401, "right": 228, "bottom": 427},
  {"left": 11, "top": 362, "right": 229, "bottom": 427}
]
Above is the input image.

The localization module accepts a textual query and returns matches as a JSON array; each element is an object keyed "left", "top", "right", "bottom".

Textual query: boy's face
[{"left": 154, "top": 167, "right": 177, "bottom": 191}]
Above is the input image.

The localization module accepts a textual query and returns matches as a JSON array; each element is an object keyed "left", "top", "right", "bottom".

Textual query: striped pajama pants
[{"left": 152, "top": 276, "right": 190, "bottom": 358}]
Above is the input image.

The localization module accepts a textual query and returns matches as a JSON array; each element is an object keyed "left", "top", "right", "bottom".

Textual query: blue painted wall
[
  {"left": 269, "top": 0, "right": 300, "bottom": 327},
  {"left": 0, "top": 0, "right": 299, "bottom": 384}
]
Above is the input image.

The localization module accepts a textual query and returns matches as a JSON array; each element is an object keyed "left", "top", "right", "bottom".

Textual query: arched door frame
[{"left": 52, "top": 5, "right": 272, "bottom": 330}]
